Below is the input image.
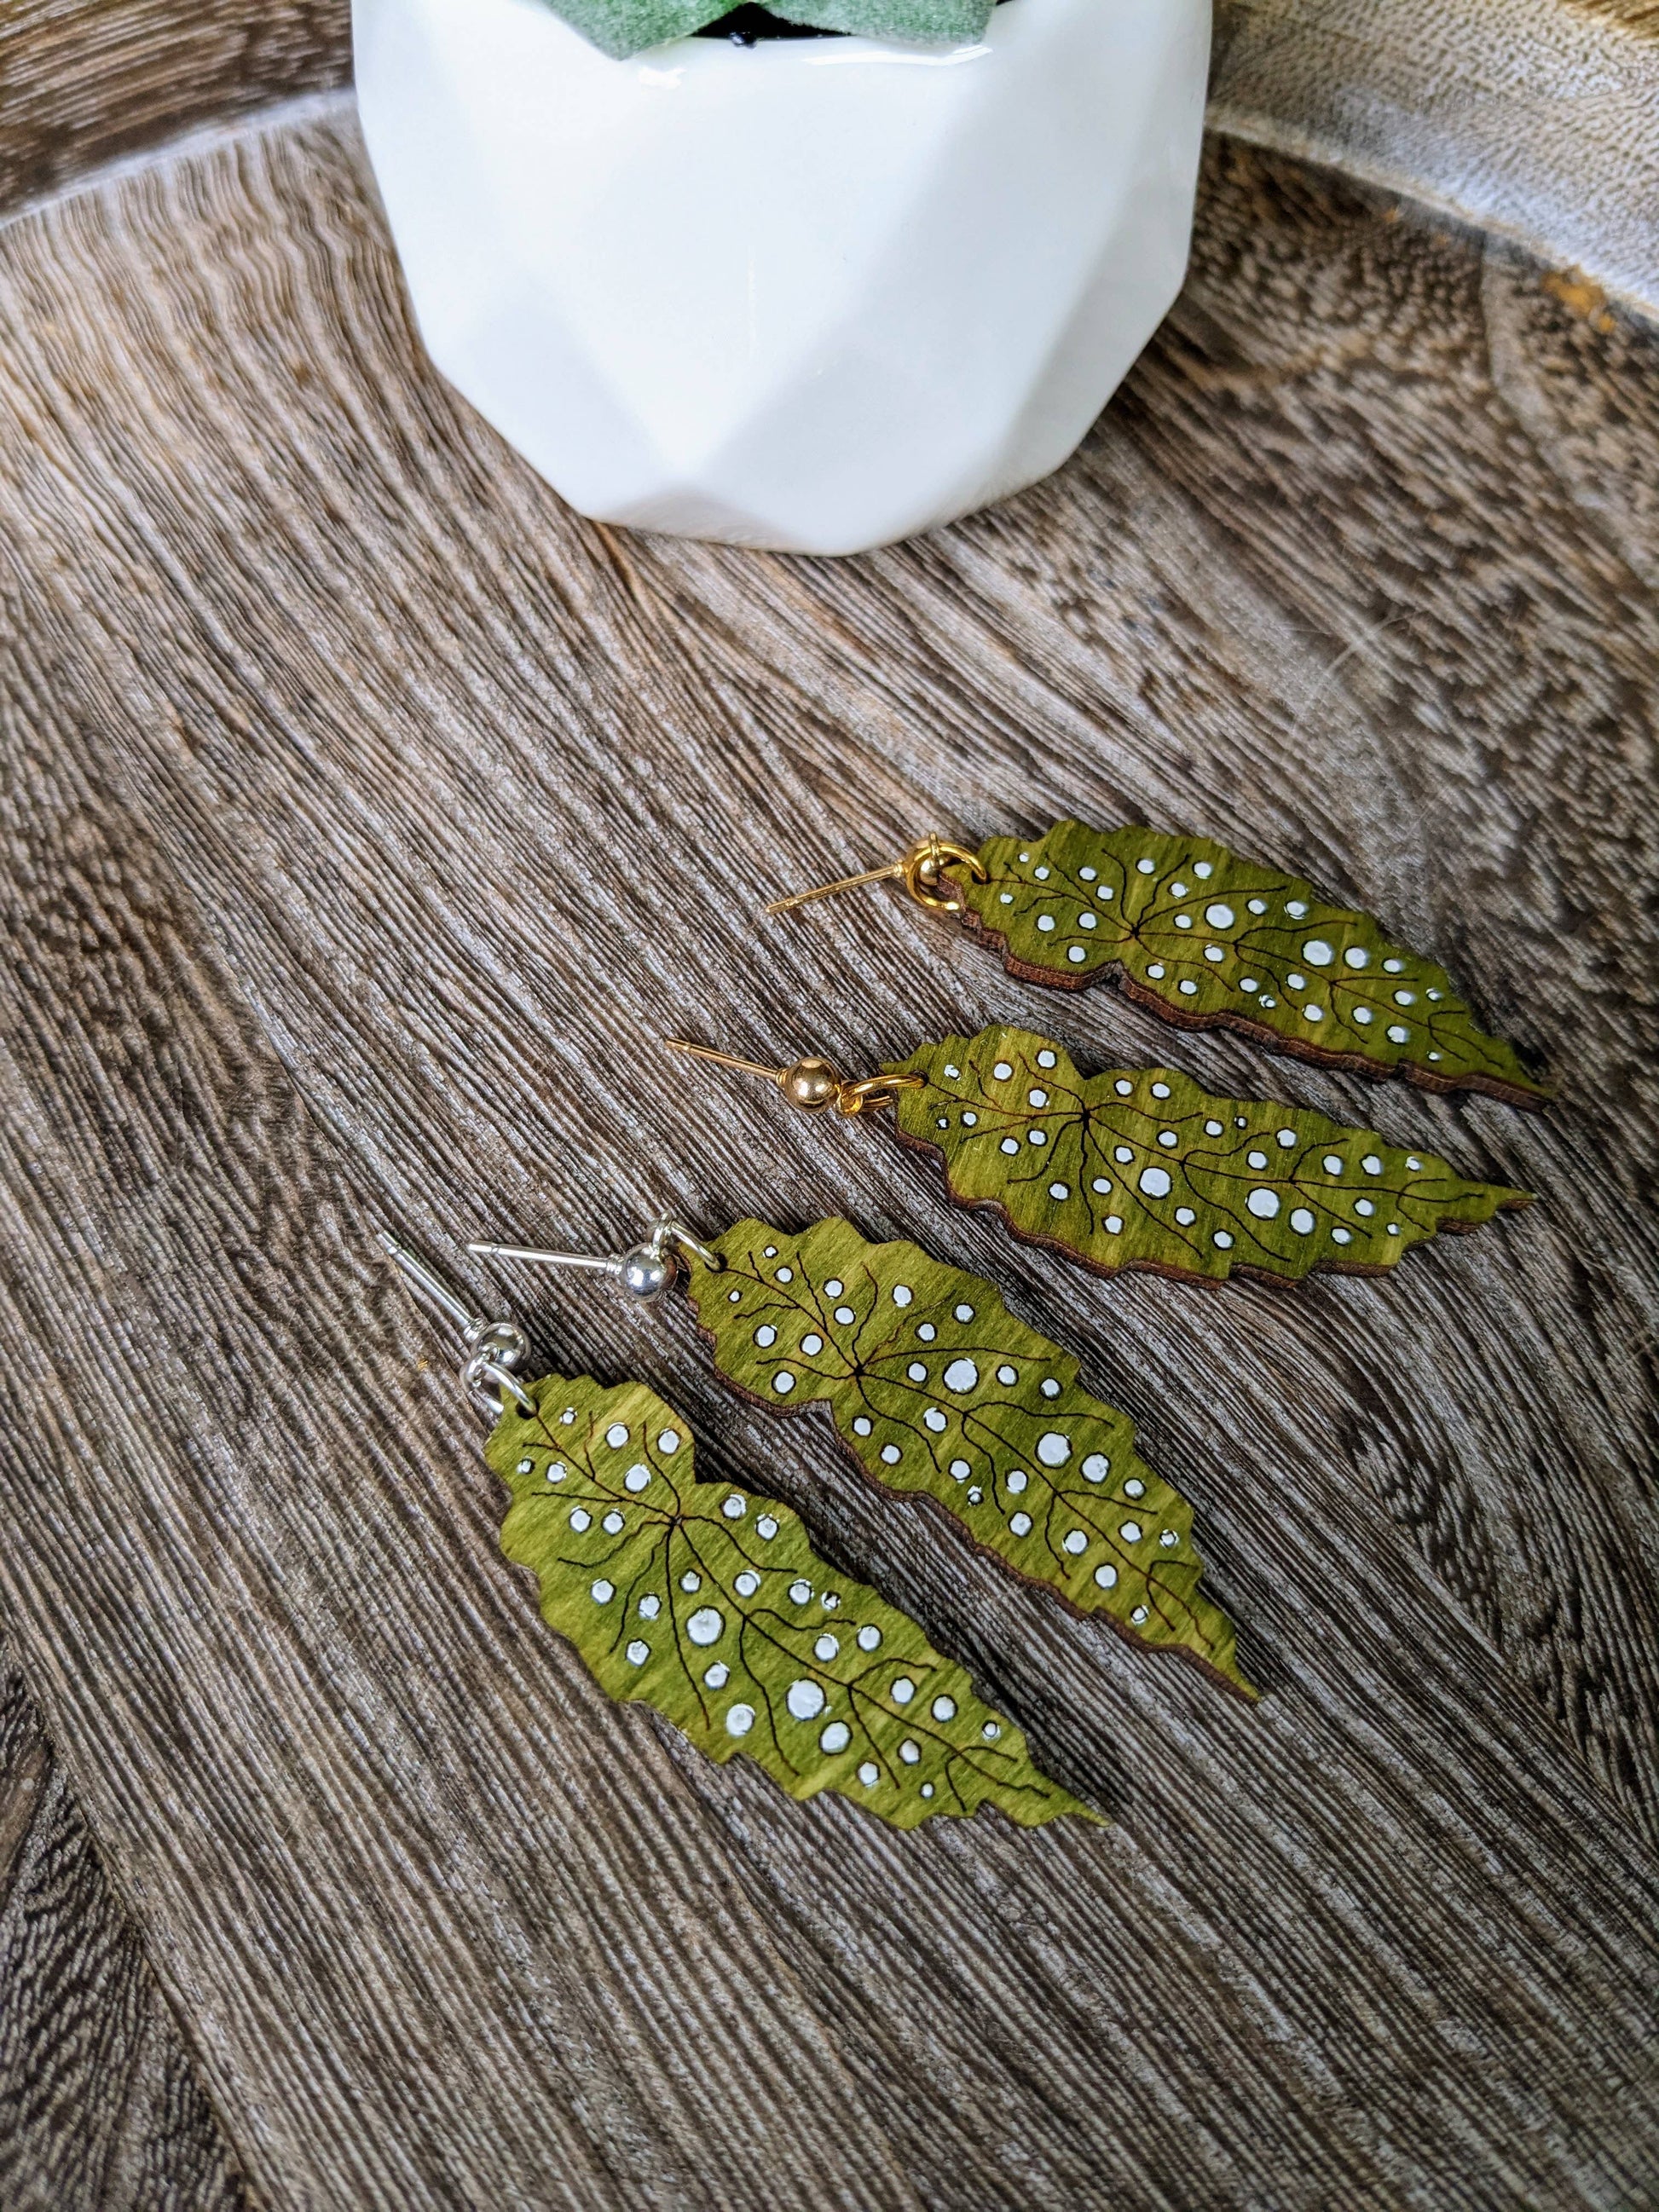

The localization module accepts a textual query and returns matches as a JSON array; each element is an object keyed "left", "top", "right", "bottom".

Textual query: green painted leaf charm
[
  {"left": 949, "top": 820, "right": 1546, "bottom": 1105},
  {"left": 486, "top": 1373, "right": 1093, "bottom": 1828},
  {"left": 683, "top": 1222, "right": 1250, "bottom": 1695},
  {"left": 884, "top": 1025, "right": 1529, "bottom": 1287}
]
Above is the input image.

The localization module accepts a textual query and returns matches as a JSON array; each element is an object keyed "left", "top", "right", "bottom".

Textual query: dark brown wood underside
[
  {"left": 0, "top": 99, "right": 1656, "bottom": 2210},
  {"left": 0, "top": 1639, "right": 246, "bottom": 2212}
]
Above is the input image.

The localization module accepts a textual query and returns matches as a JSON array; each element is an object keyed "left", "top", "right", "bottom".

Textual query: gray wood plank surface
[
  {"left": 1211, "top": 0, "right": 1659, "bottom": 319},
  {"left": 0, "top": 97, "right": 1655, "bottom": 2209},
  {"left": 0, "top": 0, "right": 347, "bottom": 209},
  {"left": 0, "top": 1640, "right": 246, "bottom": 2212}
]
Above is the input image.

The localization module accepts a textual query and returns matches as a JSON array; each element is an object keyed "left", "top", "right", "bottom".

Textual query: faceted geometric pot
[{"left": 354, "top": 0, "right": 1210, "bottom": 553}]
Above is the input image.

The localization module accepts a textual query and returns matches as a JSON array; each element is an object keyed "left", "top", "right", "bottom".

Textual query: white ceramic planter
[{"left": 354, "top": 0, "right": 1209, "bottom": 553}]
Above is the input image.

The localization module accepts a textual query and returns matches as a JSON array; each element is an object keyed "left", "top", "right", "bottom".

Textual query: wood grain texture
[
  {"left": 1211, "top": 0, "right": 1659, "bottom": 321},
  {"left": 0, "top": 0, "right": 348, "bottom": 211},
  {"left": 0, "top": 1642, "right": 246, "bottom": 2212},
  {"left": 0, "top": 100, "right": 1656, "bottom": 2209}
]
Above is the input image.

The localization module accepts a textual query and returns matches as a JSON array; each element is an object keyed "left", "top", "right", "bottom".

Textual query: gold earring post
[
  {"left": 662, "top": 1040, "right": 795, "bottom": 1086},
  {"left": 663, "top": 1038, "right": 921, "bottom": 1118},
  {"left": 764, "top": 861, "right": 907, "bottom": 916},
  {"left": 664, "top": 1037, "right": 842, "bottom": 1112},
  {"left": 764, "top": 834, "right": 987, "bottom": 919}
]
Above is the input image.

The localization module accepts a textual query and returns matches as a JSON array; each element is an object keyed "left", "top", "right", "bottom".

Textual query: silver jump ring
[
  {"left": 464, "top": 1354, "right": 535, "bottom": 1420},
  {"left": 647, "top": 1217, "right": 725, "bottom": 1273}
]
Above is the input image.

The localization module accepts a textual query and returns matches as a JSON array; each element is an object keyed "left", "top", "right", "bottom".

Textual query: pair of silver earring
[{"left": 379, "top": 1181, "right": 1248, "bottom": 1834}]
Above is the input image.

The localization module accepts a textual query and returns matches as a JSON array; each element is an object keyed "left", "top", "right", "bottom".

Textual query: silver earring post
[
  {"left": 468, "top": 1216, "right": 723, "bottom": 1302},
  {"left": 377, "top": 1230, "right": 536, "bottom": 1419}
]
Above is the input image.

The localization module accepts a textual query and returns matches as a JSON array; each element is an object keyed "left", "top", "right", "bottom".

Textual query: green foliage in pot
[{"left": 547, "top": 0, "right": 997, "bottom": 62}]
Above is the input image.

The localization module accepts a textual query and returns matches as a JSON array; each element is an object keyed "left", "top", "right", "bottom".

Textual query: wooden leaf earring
[
  {"left": 765, "top": 823, "right": 1548, "bottom": 1106},
  {"left": 665, "top": 1026, "right": 1530, "bottom": 1290},
  {"left": 378, "top": 1228, "right": 1094, "bottom": 1829},
  {"left": 465, "top": 1212, "right": 1251, "bottom": 1695}
]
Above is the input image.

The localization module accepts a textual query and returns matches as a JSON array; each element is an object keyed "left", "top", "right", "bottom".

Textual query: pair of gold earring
[{"left": 381, "top": 811, "right": 1545, "bottom": 1832}]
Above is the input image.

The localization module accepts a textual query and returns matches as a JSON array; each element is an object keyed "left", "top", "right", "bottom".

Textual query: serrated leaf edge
[
  {"left": 487, "top": 1372, "right": 1101, "bottom": 1828},
  {"left": 949, "top": 824, "right": 1551, "bottom": 1109},
  {"left": 686, "top": 1225, "right": 1255, "bottom": 1701},
  {"left": 883, "top": 1029, "right": 1532, "bottom": 1291}
]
